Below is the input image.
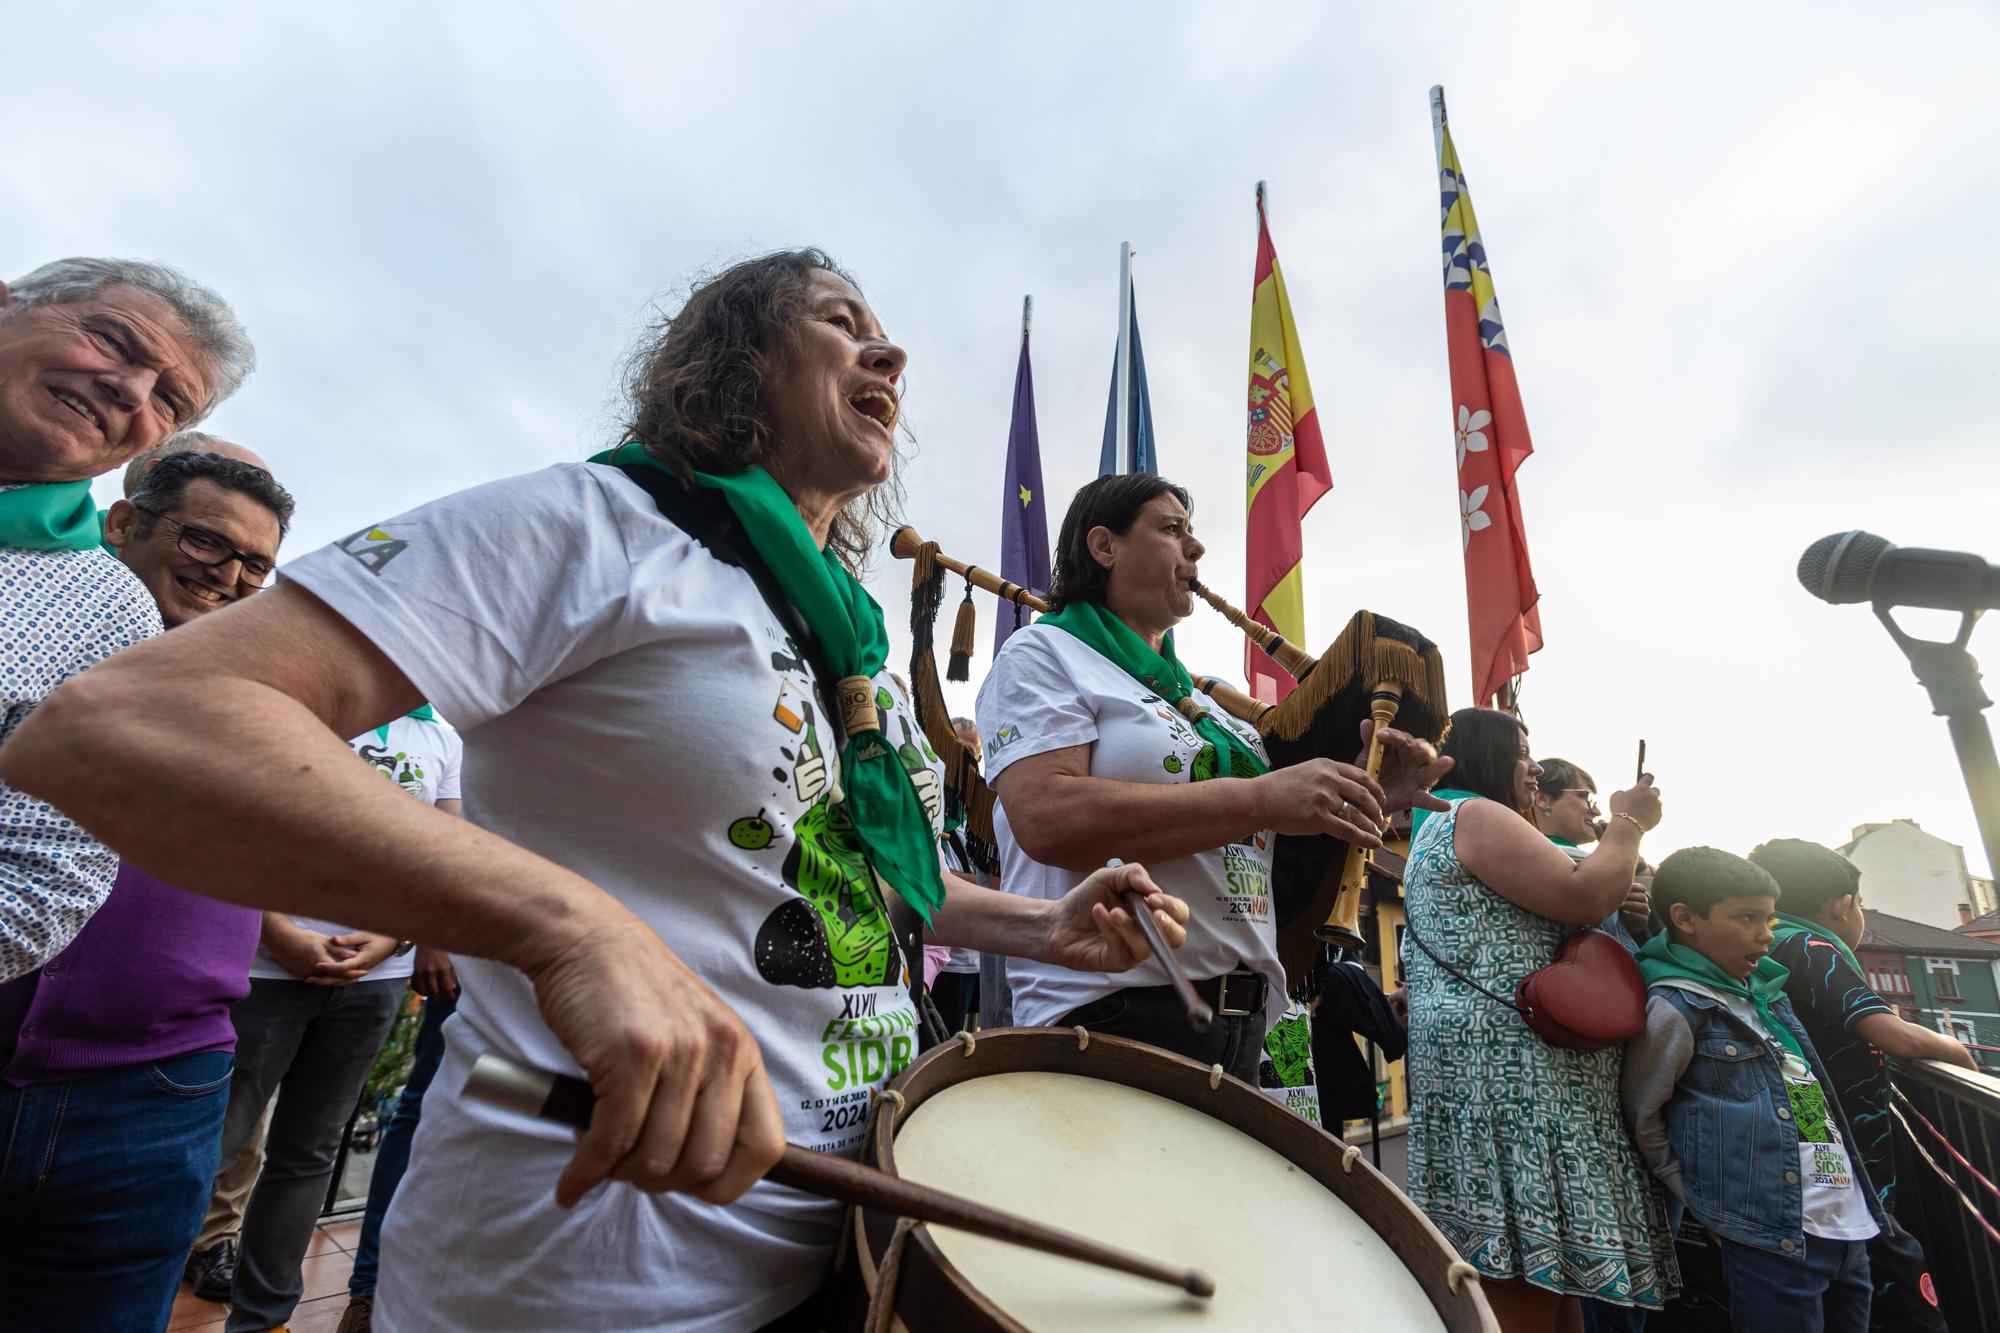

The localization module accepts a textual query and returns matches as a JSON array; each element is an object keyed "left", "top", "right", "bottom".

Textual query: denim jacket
[{"left": 1620, "top": 981, "right": 1885, "bottom": 1256}]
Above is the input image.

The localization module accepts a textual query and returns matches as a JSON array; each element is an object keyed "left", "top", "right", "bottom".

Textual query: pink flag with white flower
[{"left": 1433, "top": 86, "right": 1542, "bottom": 707}]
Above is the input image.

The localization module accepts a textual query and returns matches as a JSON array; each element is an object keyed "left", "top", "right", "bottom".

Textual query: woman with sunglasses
[{"left": 1534, "top": 759, "right": 1653, "bottom": 949}]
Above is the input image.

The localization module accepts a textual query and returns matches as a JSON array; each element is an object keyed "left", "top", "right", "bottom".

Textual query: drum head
[{"left": 859, "top": 1029, "right": 1494, "bottom": 1332}]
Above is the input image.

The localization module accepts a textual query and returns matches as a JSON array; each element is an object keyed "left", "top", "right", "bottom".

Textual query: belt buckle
[{"left": 1216, "top": 971, "right": 1261, "bottom": 1018}]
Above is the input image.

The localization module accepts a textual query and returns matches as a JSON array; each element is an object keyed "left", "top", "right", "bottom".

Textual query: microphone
[{"left": 1798, "top": 532, "right": 2000, "bottom": 612}]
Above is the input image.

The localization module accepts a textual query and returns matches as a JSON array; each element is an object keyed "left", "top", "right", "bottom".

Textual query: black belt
[{"left": 1194, "top": 969, "right": 1269, "bottom": 1019}]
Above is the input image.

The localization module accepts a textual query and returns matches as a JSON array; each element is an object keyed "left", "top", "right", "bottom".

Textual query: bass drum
[{"left": 844, "top": 1027, "right": 1496, "bottom": 1331}]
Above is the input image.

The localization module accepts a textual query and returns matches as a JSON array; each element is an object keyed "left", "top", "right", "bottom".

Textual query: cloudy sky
[{"left": 11, "top": 2, "right": 1997, "bottom": 877}]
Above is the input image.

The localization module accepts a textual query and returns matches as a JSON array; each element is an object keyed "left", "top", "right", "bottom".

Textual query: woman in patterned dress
[{"left": 1403, "top": 708, "right": 1674, "bottom": 1332}]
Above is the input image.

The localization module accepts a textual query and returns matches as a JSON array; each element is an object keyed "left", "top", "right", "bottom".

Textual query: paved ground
[{"left": 170, "top": 1218, "right": 362, "bottom": 1332}]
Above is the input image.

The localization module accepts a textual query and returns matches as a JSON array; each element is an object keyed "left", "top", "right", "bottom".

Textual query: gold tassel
[{"left": 947, "top": 583, "right": 976, "bottom": 682}]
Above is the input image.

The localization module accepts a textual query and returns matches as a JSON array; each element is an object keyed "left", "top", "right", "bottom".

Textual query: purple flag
[{"left": 995, "top": 328, "right": 1049, "bottom": 656}]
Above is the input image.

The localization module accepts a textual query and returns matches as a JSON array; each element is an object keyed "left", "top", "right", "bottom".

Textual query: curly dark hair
[
  {"left": 621, "top": 248, "right": 905, "bottom": 571},
  {"left": 130, "top": 450, "right": 295, "bottom": 538}
]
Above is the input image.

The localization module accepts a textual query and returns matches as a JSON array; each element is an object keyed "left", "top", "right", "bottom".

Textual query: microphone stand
[{"left": 1874, "top": 604, "right": 2000, "bottom": 879}]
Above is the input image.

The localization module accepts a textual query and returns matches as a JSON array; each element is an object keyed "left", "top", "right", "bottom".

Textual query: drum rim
[{"left": 856, "top": 1026, "right": 1498, "bottom": 1332}]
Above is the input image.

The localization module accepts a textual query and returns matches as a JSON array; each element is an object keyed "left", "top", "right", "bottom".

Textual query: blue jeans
[
  {"left": 1719, "top": 1233, "right": 1871, "bottom": 1333},
  {"left": 349, "top": 990, "right": 453, "bottom": 1298},
  {"left": 0, "top": 1049, "right": 234, "bottom": 1332}
]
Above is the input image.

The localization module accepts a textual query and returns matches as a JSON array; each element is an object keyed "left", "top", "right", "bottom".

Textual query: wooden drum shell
[{"left": 845, "top": 1028, "right": 1495, "bottom": 1332}]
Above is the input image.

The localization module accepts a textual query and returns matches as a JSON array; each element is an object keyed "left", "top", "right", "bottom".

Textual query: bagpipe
[{"left": 893, "top": 525, "right": 1449, "bottom": 992}]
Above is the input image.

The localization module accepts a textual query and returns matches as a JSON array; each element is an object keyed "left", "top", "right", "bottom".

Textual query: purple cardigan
[{"left": 0, "top": 862, "right": 260, "bottom": 1085}]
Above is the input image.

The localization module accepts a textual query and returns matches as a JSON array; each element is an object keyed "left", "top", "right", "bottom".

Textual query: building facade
[
  {"left": 1857, "top": 910, "right": 2000, "bottom": 1072},
  {"left": 1842, "top": 819, "right": 1997, "bottom": 930}
]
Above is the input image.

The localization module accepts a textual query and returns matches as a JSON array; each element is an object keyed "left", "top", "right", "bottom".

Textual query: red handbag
[
  {"left": 1408, "top": 920, "right": 1647, "bottom": 1051},
  {"left": 1513, "top": 928, "right": 1648, "bottom": 1049}
]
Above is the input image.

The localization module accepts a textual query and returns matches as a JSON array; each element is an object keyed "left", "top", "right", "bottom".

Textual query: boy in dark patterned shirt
[{"left": 1753, "top": 839, "right": 1977, "bottom": 1332}]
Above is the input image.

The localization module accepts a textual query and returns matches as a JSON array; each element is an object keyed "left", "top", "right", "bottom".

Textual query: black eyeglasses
[
  {"left": 1556, "top": 787, "right": 1601, "bottom": 814},
  {"left": 132, "top": 504, "right": 276, "bottom": 586}
]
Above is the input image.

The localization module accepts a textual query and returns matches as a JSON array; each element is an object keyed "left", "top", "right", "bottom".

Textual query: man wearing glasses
[
  {"left": 104, "top": 447, "right": 285, "bottom": 626},
  {"left": 0, "top": 448, "right": 292, "bottom": 1329}
]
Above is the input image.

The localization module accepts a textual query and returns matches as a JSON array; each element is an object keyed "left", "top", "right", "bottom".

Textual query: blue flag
[
  {"left": 1097, "top": 289, "right": 1158, "bottom": 476},
  {"left": 996, "top": 330, "right": 1050, "bottom": 656}
]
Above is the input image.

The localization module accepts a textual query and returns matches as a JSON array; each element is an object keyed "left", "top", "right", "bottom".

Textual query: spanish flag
[
  {"left": 1433, "top": 86, "right": 1542, "bottom": 707},
  {"left": 1244, "top": 183, "right": 1333, "bottom": 703}
]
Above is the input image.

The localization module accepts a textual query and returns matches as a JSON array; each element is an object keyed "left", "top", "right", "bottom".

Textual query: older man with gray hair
[{"left": 0, "top": 257, "right": 253, "bottom": 983}]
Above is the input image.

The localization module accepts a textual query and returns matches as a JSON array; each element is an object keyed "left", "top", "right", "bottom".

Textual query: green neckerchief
[
  {"left": 593, "top": 442, "right": 944, "bottom": 922},
  {"left": 376, "top": 704, "right": 437, "bottom": 745},
  {"left": 1770, "top": 911, "right": 1866, "bottom": 979},
  {"left": 1637, "top": 932, "right": 1806, "bottom": 1063},
  {"left": 1038, "top": 599, "right": 1269, "bottom": 783},
  {"left": 1547, "top": 834, "right": 1578, "bottom": 848},
  {"left": 0, "top": 481, "right": 105, "bottom": 552},
  {"left": 1411, "top": 787, "right": 1483, "bottom": 838}
]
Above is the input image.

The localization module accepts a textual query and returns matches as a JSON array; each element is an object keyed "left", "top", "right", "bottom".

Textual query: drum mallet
[
  {"left": 465, "top": 1052, "right": 1217, "bottom": 1299},
  {"left": 1108, "top": 858, "right": 1213, "bottom": 1032}
]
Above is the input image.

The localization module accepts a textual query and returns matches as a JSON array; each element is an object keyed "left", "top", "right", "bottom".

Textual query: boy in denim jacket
[{"left": 1621, "top": 849, "right": 1883, "bottom": 1332}]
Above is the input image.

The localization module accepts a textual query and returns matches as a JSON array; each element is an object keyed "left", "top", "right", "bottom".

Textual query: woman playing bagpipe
[
  {"left": 975, "top": 472, "right": 1451, "bottom": 1076},
  {"left": 3, "top": 251, "right": 1194, "bottom": 1331}
]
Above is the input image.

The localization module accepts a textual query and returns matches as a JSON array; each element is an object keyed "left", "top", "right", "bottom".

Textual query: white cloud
[{"left": 15, "top": 0, "right": 1998, "bottom": 875}]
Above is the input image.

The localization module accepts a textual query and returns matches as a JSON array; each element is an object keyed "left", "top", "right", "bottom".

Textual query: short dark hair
[
  {"left": 1653, "top": 847, "right": 1782, "bottom": 927},
  {"left": 1748, "top": 839, "right": 1861, "bottom": 916},
  {"left": 130, "top": 451, "right": 295, "bottom": 538},
  {"left": 1437, "top": 707, "right": 1529, "bottom": 813},
  {"left": 621, "top": 248, "right": 900, "bottom": 573},
  {"left": 1535, "top": 758, "right": 1595, "bottom": 798},
  {"left": 1047, "top": 473, "right": 1192, "bottom": 611}
]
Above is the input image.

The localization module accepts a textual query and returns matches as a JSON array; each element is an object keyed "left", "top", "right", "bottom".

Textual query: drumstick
[
  {"left": 1108, "top": 858, "right": 1213, "bottom": 1033},
  {"left": 465, "top": 1052, "right": 1217, "bottom": 1299}
]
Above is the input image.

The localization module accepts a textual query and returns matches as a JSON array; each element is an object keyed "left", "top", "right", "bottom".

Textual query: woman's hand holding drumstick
[
  {"left": 1097, "top": 858, "right": 1213, "bottom": 1031},
  {"left": 1035, "top": 859, "right": 1189, "bottom": 975}
]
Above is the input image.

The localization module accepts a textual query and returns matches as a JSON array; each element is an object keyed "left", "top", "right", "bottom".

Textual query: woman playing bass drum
[
  {"left": 7, "top": 251, "right": 1192, "bottom": 1332},
  {"left": 976, "top": 472, "right": 1450, "bottom": 1077}
]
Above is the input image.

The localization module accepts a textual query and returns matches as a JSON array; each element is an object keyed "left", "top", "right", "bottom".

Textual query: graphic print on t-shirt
[
  {"left": 724, "top": 649, "right": 940, "bottom": 1147},
  {"left": 752, "top": 691, "right": 940, "bottom": 993},
  {"left": 356, "top": 736, "right": 429, "bottom": 797},
  {"left": 1260, "top": 1002, "right": 1321, "bottom": 1125}
]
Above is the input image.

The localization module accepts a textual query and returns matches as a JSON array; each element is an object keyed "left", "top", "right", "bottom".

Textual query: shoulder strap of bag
[
  {"left": 613, "top": 465, "right": 941, "bottom": 1041},
  {"left": 1402, "top": 913, "right": 1530, "bottom": 1018}
]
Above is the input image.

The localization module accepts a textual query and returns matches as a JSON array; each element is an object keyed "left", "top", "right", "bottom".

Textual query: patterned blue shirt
[
  {"left": 1772, "top": 932, "right": 1897, "bottom": 1206},
  {"left": 0, "top": 548, "right": 161, "bottom": 981}
]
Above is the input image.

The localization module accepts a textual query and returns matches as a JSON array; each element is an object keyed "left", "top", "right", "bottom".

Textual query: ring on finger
[{"left": 1335, "top": 799, "right": 1350, "bottom": 821}]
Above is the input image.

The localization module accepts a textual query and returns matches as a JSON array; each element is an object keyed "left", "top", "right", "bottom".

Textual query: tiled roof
[
  {"left": 1959, "top": 910, "right": 2000, "bottom": 935},
  {"left": 1860, "top": 910, "right": 2000, "bottom": 958}
]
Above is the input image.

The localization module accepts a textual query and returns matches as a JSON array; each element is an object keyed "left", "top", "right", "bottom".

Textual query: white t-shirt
[
  {"left": 975, "top": 622, "right": 1284, "bottom": 1029},
  {"left": 249, "top": 715, "right": 464, "bottom": 984},
  {"left": 1710, "top": 989, "right": 1878, "bottom": 1242},
  {"left": 284, "top": 463, "right": 944, "bottom": 1332}
]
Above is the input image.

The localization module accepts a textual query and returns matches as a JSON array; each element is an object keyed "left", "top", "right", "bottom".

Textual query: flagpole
[
  {"left": 1429, "top": 85, "right": 1447, "bottom": 162},
  {"left": 1115, "top": 241, "right": 1133, "bottom": 472},
  {"left": 1022, "top": 293, "right": 1032, "bottom": 339}
]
